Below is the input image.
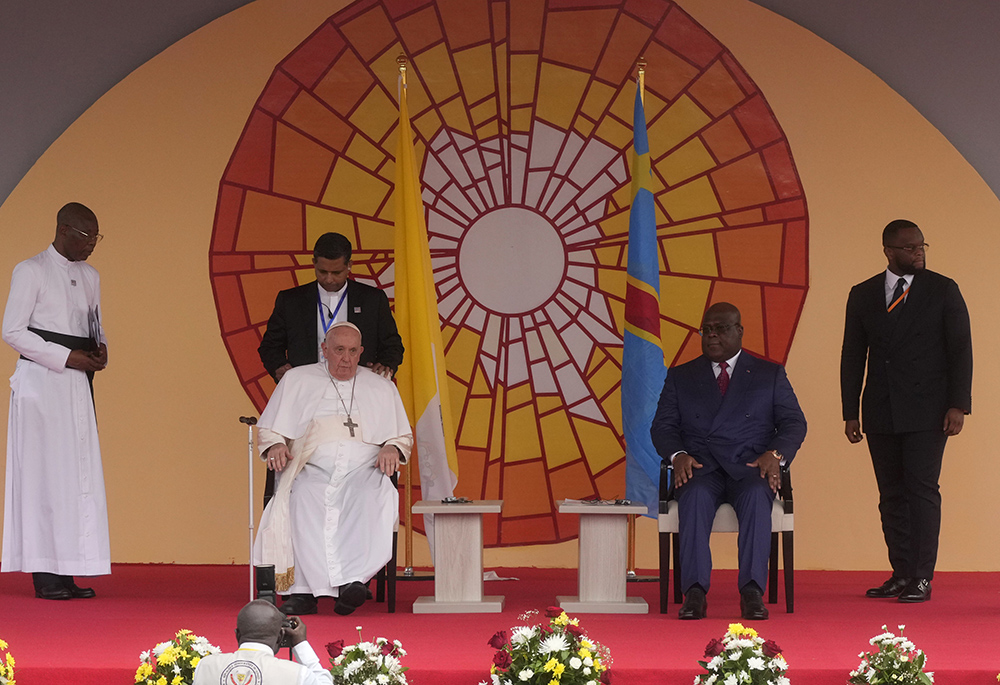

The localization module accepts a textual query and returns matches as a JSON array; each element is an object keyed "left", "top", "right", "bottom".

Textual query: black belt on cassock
[{"left": 20, "top": 326, "right": 97, "bottom": 400}]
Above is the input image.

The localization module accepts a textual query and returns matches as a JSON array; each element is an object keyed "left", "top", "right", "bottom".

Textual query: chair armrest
[{"left": 659, "top": 460, "right": 675, "bottom": 513}]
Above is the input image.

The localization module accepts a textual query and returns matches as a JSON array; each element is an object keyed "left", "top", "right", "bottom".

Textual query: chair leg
[
  {"left": 672, "top": 533, "right": 683, "bottom": 604},
  {"left": 768, "top": 532, "right": 778, "bottom": 604},
  {"left": 376, "top": 568, "right": 386, "bottom": 603},
  {"left": 658, "top": 531, "right": 670, "bottom": 613},
  {"left": 388, "top": 531, "right": 398, "bottom": 613},
  {"left": 782, "top": 530, "right": 794, "bottom": 613}
]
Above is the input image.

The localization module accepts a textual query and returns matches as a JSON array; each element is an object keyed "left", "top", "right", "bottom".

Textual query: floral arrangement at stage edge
[
  {"left": 481, "top": 606, "right": 612, "bottom": 685},
  {"left": 695, "top": 623, "right": 789, "bottom": 685},
  {"left": 848, "top": 625, "right": 933, "bottom": 684},
  {"left": 326, "top": 626, "right": 408, "bottom": 685},
  {"left": 0, "top": 638, "right": 15, "bottom": 685},
  {"left": 135, "top": 629, "right": 221, "bottom": 685}
]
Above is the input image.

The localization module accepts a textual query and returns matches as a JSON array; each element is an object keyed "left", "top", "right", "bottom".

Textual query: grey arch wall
[{"left": 2, "top": 0, "right": 998, "bottom": 207}]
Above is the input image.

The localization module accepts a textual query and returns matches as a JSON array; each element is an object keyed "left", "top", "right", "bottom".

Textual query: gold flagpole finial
[
  {"left": 397, "top": 53, "right": 408, "bottom": 85},
  {"left": 636, "top": 57, "right": 647, "bottom": 103}
]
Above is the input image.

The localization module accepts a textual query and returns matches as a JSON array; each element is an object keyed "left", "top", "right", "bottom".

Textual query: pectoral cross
[{"left": 344, "top": 415, "right": 358, "bottom": 437}]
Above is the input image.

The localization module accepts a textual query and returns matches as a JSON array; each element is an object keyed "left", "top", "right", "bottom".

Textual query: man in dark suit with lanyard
[
  {"left": 258, "top": 232, "right": 404, "bottom": 504},
  {"left": 841, "top": 219, "right": 972, "bottom": 603}
]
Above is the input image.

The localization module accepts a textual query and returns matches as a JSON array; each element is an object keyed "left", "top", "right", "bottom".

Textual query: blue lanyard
[{"left": 317, "top": 286, "right": 348, "bottom": 335}]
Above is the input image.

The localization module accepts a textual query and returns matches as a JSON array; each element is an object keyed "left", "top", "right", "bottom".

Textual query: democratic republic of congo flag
[
  {"left": 622, "top": 84, "right": 666, "bottom": 517},
  {"left": 393, "top": 79, "right": 459, "bottom": 552}
]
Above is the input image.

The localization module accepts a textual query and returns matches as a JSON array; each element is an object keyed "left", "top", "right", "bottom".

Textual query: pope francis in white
[
  {"left": 253, "top": 321, "right": 412, "bottom": 616},
  {"left": 1, "top": 203, "right": 110, "bottom": 600}
]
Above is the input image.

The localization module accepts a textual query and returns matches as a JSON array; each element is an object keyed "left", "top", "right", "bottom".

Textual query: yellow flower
[
  {"left": 594, "top": 658, "right": 604, "bottom": 672},
  {"left": 578, "top": 648, "right": 592, "bottom": 659},
  {"left": 158, "top": 647, "right": 179, "bottom": 665},
  {"left": 553, "top": 663, "right": 566, "bottom": 676},
  {"left": 156, "top": 677, "right": 167, "bottom": 685},
  {"left": 727, "top": 623, "right": 757, "bottom": 639},
  {"left": 544, "top": 658, "right": 559, "bottom": 672},
  {"left": 549, "top": 680, "right": 559, "bottom": 685},
  {"left": 0, "top": 639, "right": 7, "bottom": 649},
  {"left": 553, "top": 612, "right": 569, "bottom": 626},
  {"left": 190, "top": 656, "right": 201, "bottom": 668},
  {"left": 569, "top": 618, "right": 579, "bottom": 626},
  {"left": 491, "top": 664, "right": 497, "bottom": 674},
  {"left": 172, "top": 677, "right": 183, "bottom": 685},
  {"left": 581, "top": 639, "right": 594, "bottom": 649},
  {"left": 135, "top": 663, "right": 154, "bottom": 681}
]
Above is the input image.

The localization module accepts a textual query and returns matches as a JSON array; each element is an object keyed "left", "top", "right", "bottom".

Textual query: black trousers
[
  {"left": 866, "top": 431, "right": 948, "bottom": 580},
  {"left": 32, "top": 572, "right": 74, "bottom": 591}
]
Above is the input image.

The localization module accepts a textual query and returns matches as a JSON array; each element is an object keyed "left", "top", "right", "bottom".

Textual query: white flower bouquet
[
  {"left": 483, "top": 607, "right": 611, "bottom": 685},
  {"left": 326, "top": 626, "right": 408, "bottom": 685},
  {"left": 848, "top": 625, "right": 933, "bottom": 684},
  {"left": 695, "top": 623, "right": 789, "bottom": 685}
]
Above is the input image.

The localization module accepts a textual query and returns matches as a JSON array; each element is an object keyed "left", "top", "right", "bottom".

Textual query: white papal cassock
[
  {"left": 1, "top": 245, "right": 110, "bottom": 576},
  {"left": 253, "top": 363, "right": 412, "bottom": 595}
]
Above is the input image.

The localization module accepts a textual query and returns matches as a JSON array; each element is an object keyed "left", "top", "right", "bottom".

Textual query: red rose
[
  {"left": 325, "top": 640, "right": 345, "bottom": 658},
  {"left": 545, "top": 606, "right": 563, "bottom": 617},
  {"left": 381, "top": 642, "right": 393, "bottom": 656},
  {"left": 566, "top": 624, "right": 584, "bottom": 638},
  {"left": 487, "top": 630, "right": 509, "bottom": 649},
  {"left": 762, "top": 640, "right": 782, "bottom": 658},
  {"left": 493, "top": 650, "right": 512, "bottom": 669},
  {"left": 600, "top": 670, "right": 613, "bottom": 684},
  {"left": 704, "top": 638, "right": 724, "bottom": 657}
]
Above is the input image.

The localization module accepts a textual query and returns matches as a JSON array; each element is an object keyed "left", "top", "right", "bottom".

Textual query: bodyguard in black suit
[
  {"left": 841, "top": 219, "right": 972, "bottom": 603},
  {"left": 258, "top": 233, "right": 404, "bottom": 382},
  {"left": 257, "top": 232, "right": 404, "bottom": 505}
]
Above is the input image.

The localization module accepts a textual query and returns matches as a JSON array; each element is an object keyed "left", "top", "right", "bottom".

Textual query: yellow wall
[{"left": 1, "top": 0, "right": 998, "bottom": 571}]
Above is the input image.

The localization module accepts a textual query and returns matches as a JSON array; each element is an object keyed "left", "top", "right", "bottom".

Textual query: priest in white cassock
[
  {"left": 2, "top": 202, "right": 110, "bottom": 600},
  {"left": 253, "top": 321, "right": 412, "bottom": 616}
]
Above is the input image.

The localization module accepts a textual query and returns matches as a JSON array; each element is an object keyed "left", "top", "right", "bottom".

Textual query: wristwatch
[{"left": 769, "top": 450, "right": 783, "bottom": 461}]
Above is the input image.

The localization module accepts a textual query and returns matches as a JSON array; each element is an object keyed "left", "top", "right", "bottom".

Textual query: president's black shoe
[
  {"left": 334, "top": 581, "right": 368, "bottom": 616},
  {"left": 35, "top": 585, "right": 72, "bottom": 600},
  {"left": 866, "top": 576, "right": 911, "bottom": 598},
  {"left": 280, "top": 593, "right": 318, "bottom": 615},
  {"left": 898, "top": 578, "right": 931, "bottom": 603},
  {"left": 64, "top": 582, "right": 96, "bottom": 599},
  {"left": 678, "top": 586, "right": 707, "bottom": 620},
  {"left": 740, "top": 585, "right": 768, "bottom": 621}
]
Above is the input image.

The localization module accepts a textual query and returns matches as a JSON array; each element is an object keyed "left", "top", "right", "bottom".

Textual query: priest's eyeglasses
[
  {"left": 67, "top": 226, "right": 104, "bottom": 243},
  {"left": 886, "top": 242, "right": 928, "bottom": 253},
  {"left": 698, "top": 323, "right": 739, "bottom": 337}
]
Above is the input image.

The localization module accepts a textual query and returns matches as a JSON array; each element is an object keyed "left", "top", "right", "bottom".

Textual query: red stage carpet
[{"left": 1, "top": 565, "right": 997, "bottom": 684}]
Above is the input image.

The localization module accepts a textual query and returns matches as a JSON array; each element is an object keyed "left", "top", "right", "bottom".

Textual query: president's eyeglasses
[{"left": 697, "top": 323, "right": 740, "bottom": 337}]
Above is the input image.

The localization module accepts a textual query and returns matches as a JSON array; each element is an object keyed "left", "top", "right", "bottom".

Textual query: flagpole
[
  {"left": 397, "top": 52, "right": 415, "bottom": 578},
  {"left": 627, "top": 56, "right": 647, "bottom": 580}
]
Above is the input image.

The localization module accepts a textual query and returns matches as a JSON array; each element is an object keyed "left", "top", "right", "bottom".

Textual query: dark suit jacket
[
  {"left": 650, "top": 352, "right": 807, "bottom": 480},
  {"left": 258, "top": 279, "right": 404, "bottom": 381},
  {"left": 841, "top": 269, "right": 972, "bottom": 434}
]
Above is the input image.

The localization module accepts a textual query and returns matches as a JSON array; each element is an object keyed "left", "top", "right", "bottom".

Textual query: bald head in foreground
[{"left": 192, "top": 600, "right": 332, "bottom": 684}]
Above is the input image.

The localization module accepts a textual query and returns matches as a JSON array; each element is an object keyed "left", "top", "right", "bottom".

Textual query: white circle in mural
[{"left": 458, "top": 207, "right": 566, "bottom": 315}]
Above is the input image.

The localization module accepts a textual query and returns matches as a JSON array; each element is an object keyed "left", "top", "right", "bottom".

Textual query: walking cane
[{"left": 239, "top": 416, "right": 258, "bottom": 602}]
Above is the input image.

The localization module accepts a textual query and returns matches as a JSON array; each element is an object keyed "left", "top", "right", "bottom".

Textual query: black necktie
[{"left": 888, "top": 277, "right": 906, "bottom": 313}]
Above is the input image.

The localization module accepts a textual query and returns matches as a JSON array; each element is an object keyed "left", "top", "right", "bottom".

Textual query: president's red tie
[{"left": 718, "top": 361, "right": 730, "bottom": 396}]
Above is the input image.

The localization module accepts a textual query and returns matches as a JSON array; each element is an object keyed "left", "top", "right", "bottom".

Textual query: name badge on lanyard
[{"left": 318, "top": 287, "right": 348, "bottom": 335}]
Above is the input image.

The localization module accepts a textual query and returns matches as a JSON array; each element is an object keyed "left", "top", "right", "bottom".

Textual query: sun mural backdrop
[{"left": 209, "top": 0, "right": 808, "bottom": 547}]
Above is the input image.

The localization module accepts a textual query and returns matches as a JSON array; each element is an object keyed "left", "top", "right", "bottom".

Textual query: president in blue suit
[{"left": 651, "top": 303, "right": 806, "bottom": 620}]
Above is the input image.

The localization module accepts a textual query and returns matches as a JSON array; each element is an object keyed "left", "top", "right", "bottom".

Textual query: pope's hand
[
  {"left": 376, "top": 445, "right": 399, "bottom": 475},
  {"left": 265, "top": 444, "right": 291, "bottom": 472}
]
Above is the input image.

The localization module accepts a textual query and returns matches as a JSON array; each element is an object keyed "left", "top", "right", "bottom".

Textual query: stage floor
[{"left": 1, "top": 564, "right": 998, "bottom": 684}]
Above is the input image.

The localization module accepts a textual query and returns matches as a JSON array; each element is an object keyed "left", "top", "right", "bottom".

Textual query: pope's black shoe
[
  {"left": 334, "top": 581, "right": 368, "bottom": 616},
  {"left": 64, "top": 582, "right": 96, "bottom": 599},
  {"left": 898, "top": 578, "right": 931, "bottom": 603},
  {"left": 866, "top": 576, "right": 911, "bottom": 598},
  {"left": 740, "top": 584, "right": 768, "bottom": 621},
  {"left": 280, "top": 593, "right": 318, "bottom": 615},
  {"left": 35, "top": 585, "right": 72, "bottom": 600},
  {"left": 678, "top": 586, "right": 707, "bottom": 620}
]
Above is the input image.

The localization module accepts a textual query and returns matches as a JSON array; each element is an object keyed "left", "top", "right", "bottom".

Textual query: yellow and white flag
[{"left": 393, "top": 80, "right": 459, "bottom": 553}]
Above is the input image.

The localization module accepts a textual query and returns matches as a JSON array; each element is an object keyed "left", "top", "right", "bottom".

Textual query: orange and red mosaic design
[{"left": 210, "top": 0, "right": 808, "bottom": 547}]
